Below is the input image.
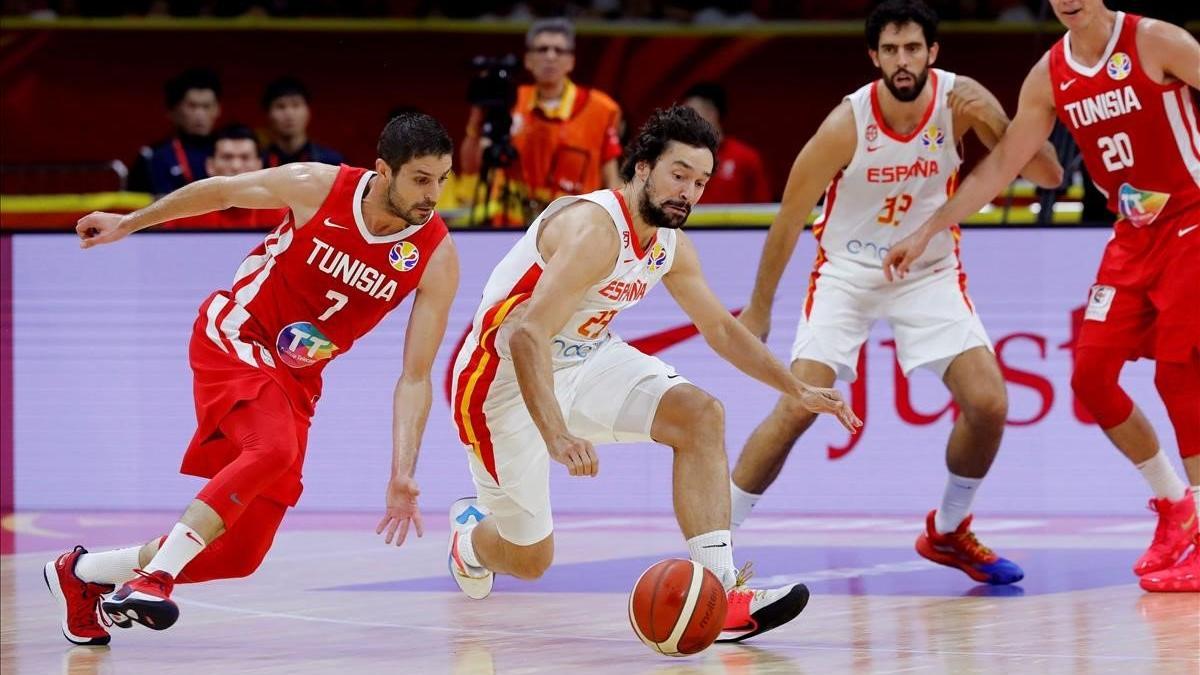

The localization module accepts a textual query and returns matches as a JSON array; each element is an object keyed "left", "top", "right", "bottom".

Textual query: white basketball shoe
[{"left": 448, "top": 497, "right": 494, "bottom": 600}]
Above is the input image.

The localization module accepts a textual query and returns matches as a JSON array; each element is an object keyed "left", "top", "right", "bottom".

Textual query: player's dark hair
[
  {"left": 620, "top": 106, "right": 719, "bottom": 182},
  {"left": 261, "top": 76, "right": 310, "bottom": 110},
  {"left": 682, "top": 82, "right": 728, "bottom": 119},
  {"left": 866, "top": 0, "right": 939, "bottom": 50},
  {"left": 164, "top": 68, "right": 222, "bottom": 109},
  {"left": 213, "top": 124, "right": 260, "bottom": 151},
  {"left": 377, "top": 113, "right": 453, "bottom": 171}
]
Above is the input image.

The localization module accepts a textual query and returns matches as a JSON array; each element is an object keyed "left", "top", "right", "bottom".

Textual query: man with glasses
[{"left": 461, "top": 18, "right": 623, "bottom": 225}]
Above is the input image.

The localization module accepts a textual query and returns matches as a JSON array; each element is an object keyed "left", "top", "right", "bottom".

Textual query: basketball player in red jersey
[
  {"left": 44, "top": 113, "right": 461, "bottom": 645},
  {"left": 885, "top": 1, "right": 1200, "bottom": 592}
]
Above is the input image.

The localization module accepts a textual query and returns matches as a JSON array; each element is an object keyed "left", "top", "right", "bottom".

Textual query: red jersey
[
  {"left": 1048, "top": 12, "right": 1200, "bottom": 230},
  {"left": 701, "top": 137, "right": 772, "bottom": 204},
  {"left": 199, "top": 164, "right": 448, "bottom": 415}
]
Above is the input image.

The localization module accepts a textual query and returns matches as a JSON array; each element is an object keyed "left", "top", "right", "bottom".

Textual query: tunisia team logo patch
[
  {"left": 389, "top": 241, "right": 420, "bottom": 272},
  {"left": 646, "top": 242, "right": 668, "bottom": 272},
  {"left": 1106, "top": 52, "right": 1131, "bottom": 81},
  {"left": 920, "top": 124, "right": 944, "bottom": 153}
]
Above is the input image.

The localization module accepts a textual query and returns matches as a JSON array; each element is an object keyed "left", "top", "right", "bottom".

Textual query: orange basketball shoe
[
  {"left": 915, "top": 511, "right": 1024, "bottom": 585},
  {"left": 1139, "top": 534, "right": 1200, "bottom": 593},
  {"left": 718, "top": 562, "right": 810, "bottom": 643}
]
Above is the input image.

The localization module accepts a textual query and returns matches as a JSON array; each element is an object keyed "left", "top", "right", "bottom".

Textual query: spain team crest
[
  {"left": 389, "top": 241, "right": 420, "bottom": 272},
  {"left": 920, "top": 124, "right": 944, "bottom": 153},
  {"left": 1106, "top": 52, "right": 1131, "bottom": 81}
]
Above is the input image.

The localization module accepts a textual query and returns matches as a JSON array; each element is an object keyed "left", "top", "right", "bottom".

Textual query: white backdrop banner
[{"left": 11, "top": 229, "right": 1179, "bottom": 516}]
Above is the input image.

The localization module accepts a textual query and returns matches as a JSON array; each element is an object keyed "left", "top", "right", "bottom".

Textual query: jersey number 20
[{"left": 1098, "top": 132, "right": 1134, "bottom": 172}]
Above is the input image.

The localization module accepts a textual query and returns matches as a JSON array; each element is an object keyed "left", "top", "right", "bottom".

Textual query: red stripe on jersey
[
  {"left": 451, "top": 264, "right": 544, "bottom": 483},
  {"left": 870, "top": 70, "right": 940, "bottom": 143},
  {"left": 612, "top": 189, "right": 656, "bottom": 258},
  {"left": 950, "top": 225, "right": 973, "bottom": 312},
  {"left": 806, "top": 171, "right": 841, "bottom": 318}
]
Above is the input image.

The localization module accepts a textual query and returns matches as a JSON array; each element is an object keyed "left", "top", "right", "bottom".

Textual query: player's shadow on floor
[{"left": 963, "top": 584, "right": 1026, "bottom": 598}]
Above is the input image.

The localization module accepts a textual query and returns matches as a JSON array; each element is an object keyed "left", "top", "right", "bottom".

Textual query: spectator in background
[
  {"left": 160, "top": 125, "right": 289, "bottom": 230},
  {"left": 460, "top": 17, "right": 623, "bottom": 225},
  {"left": 260, "top": 76, "right": 345, "bottom": 167},
  {"left": 128, "top": 68, "right": 222, "bottom": 196},
  {"left": 682, "top": 82, "right": 771, "bottom": 203}
]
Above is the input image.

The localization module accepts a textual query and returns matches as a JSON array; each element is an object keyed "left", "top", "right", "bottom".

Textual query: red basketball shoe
[
  {"left": 1139, "top": 534, "right": 1200, "bottom": 593},
  {"left": 719, "top": 562, "right": 810, "bottom": 643},
  {"left": 102, "top": 569, "right": 179, "bottom": 630},
  {"left": 916, "top": 511, "right": 1024, "bottom": 585},
  {"left": 44, "top": 546, "right": 114, "bottom": 646},
  {"left": 1133, "top": 492, "right": 1197, "bottom": 577}
]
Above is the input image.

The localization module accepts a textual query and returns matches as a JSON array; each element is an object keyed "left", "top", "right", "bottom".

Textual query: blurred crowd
[
  {"left": 111, "top": 17, "right": 775, "bottom": 229},
  {"left": 1, "top": 0, "right": 1081, "bottom": 22}
]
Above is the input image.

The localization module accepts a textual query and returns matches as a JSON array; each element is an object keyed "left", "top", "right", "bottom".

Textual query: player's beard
[
  {"left": 385, "top": 182, "right": 436, "bottom": 227},
  {"left": 639, "top": 179, "right": 690, "bottom": 230},
  {"left": 883, "top": 64, "right": 929, "bottom": 103}
]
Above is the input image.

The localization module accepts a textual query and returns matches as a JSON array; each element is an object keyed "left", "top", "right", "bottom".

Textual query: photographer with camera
[{"left": 460, "top": 18, "right": 623, "bottom": 227}]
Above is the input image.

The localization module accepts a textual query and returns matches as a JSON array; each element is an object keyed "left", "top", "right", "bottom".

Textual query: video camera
[{"left": 468, "top": 54, "right": 520, "bottom": 169}]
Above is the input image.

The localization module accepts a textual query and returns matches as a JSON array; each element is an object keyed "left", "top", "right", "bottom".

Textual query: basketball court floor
[{"left": 2, "top": 511, "right": 1197, "bottom": 674}]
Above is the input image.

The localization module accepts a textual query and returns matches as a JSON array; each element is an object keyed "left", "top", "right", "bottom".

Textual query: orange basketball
[{"left": 628, "top": 559, "right": 728, "bottom": 656}]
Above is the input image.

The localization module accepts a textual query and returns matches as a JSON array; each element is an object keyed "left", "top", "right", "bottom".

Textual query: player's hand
[
  {"left": 76, "top": 212, "right": 132, "bottom": 249},
  {"left": 795, "top": 384, "right": 862, "bottom": 433},
  {"left": 376, "top": 475, "right": 424, "bottom": 547},
  {"left": 882, "top": 228, "right": 932, "bottom": 282},
  {"left": 737, "top": 303, "right": 771, "bottom": 342},
  {"left": 547, "top": 432, "right": 599, "bottom": 477}
]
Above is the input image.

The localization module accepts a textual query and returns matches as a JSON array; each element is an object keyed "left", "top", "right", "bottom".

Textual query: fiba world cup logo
[
  {"left": 920, "top": 124, "right": 944, "bottom": 153},
  {"left": 1106, "top": 52, "right": 1131, "bottom": 81},
  {"left": 647, "top": 242, "right": 668, "bottom": 272},
  {"left": 389, "top": 241, "right": 420, "bottom": 272}
]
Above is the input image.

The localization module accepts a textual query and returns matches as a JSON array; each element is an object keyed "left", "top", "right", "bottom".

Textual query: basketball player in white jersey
[
  {"left": 730, "top": 0, "right": 1063, "bottom": 585},
  {"left": 447, "top": 106, "right": 861, "bottom": 642}
]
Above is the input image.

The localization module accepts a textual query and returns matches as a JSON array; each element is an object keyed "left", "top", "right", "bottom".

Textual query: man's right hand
[
  {"left": 76, "top": 212, "right": 131, "bottom": 249},
  {"left": 737, "top": 302, "right": 772, "bottom": 342},
  {"left": 795, "top": 384, "right": 862, "bottom": 433},
  {"left": 547, "top": 432, "right": 599, "bottom": 477}
]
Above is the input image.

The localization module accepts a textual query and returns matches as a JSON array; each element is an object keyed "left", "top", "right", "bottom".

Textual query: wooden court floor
[{"left": 2, "top": 511, "right": 1197, "bottom": 674}]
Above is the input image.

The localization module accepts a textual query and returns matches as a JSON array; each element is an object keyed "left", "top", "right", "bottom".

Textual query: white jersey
[
  {"left": 814, "top": 68, "right": 962, "bottom": 285},
  {"left": 469, "top": 188, "right": 677, "bottom": 367}
]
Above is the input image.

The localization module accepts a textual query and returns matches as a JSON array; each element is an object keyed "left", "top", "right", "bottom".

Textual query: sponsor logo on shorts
[
  {"left": 846, "top": 239, "right": 890, "bottom": 261},
  {"left": 552, "top": 337, "right": 601, "bottom": 361},
  {"left": 276, "top": 321, "right": 339, "bottom": 368},
  {"left": 1084, "top": 285, "right": 1116, "bottom": 322}
]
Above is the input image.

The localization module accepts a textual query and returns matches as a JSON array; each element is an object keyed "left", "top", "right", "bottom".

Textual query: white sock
[
  {"left": 934, "top": 473, "right": 984, "bottom": 534},
  {"left": 458, "top": 525, "right": 483, "bottom": 569},
  {"left": 143, "top": 523, "right": 207, "bottom": 578},
  {"left": 1134, "top": 451, "right": 1188, "bottom": 501},
  {"left": 730, "top": 481, "right": 762, "bottom": 530},
  {"left": 687, "top": 530, "right": 736, "bottom": 590},
  {"left": 75, "top": 545, "right": 142, "bottom": 586}
]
